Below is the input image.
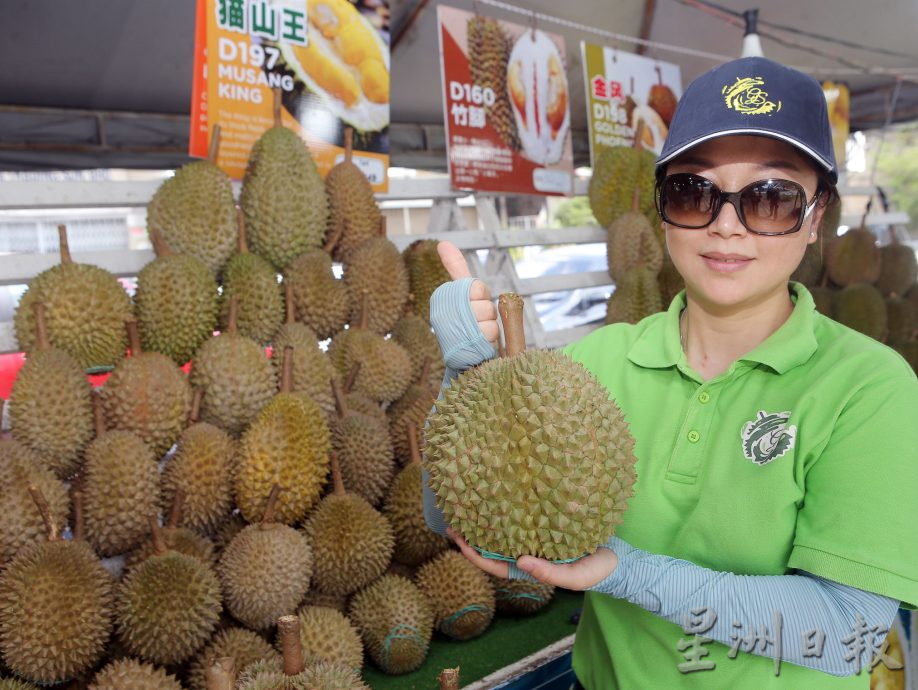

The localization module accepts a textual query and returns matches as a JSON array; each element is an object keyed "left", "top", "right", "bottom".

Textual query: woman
[{"left": 424, "top": 57, "right": 918, "bottom": 688}]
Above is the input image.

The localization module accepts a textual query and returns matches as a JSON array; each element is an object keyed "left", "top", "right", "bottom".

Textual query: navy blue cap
[{"left": 656, "top": 57, "right": 838, "bottom": 183}]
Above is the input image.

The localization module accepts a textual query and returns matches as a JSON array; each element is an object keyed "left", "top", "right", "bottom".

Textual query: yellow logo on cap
[{"left": 722, "top": 76, "right": 782, "bottom": 115}]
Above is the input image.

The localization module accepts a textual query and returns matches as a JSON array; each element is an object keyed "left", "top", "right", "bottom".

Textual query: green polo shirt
[{"left": 564, "top": 283, "right": 918, "bottom": 689}]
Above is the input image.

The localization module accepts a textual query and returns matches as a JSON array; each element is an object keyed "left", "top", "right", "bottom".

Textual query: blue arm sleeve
[
  {"left": 588, "top": 537, "right": 900, "bottom": 677},
  {"left": 423, "top": 278, "right": 498, "bottom": 537}
]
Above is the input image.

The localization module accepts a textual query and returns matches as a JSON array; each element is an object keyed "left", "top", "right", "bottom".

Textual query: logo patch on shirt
[{"left": 741, "top": 411, "right": 796, "bottom": 465}]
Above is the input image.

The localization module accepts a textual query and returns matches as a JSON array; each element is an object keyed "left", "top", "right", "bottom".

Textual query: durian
[
  {"left": 402, "top": 240, "right": 451, "bottom": 323},
  {"left": 235, "top": 615, "right": 311, "bottom": 689},
  {"left": 810, "top": 285, "right": 835, "bottom": 317},
  {"left": 588, "top": 141, "right": 658, "bottom": 236},
  {"left": 827, "top": 227, "right": 881, "bottom": 287},
  {"left": 877, "top": 234, "right": 918, "bottom": 297},
  {"left": 240, "top": 90, "right": 328, "bottom": 270},
  {"left": 326, "top": 127, "right": 383, "bottom": 262},
  {"left": 489, "top": 575, "right": 555, "bottom": 615},
  {"left": 887, "top": 297, "right": 917, "bottom": 344},
  {"left": 427, "top": 293, "right": 638, "bottom": 560},
  {"left": 285, "top": 249, "right": 350, "bottom": 340},
  {"left": 391, "top": 311, "right": 446, "bottom": 390},
  {"left": 342, "top": 233, "right": 410, "bottom": 335},
  {"left": 467, "top": 16, "right": 520, "bottom": 152},
  {"left": 606, "top": 187, "right": 663, "bottom": 281},
  {"left": 296, "top": 662, "right": 370, "bottom": 690},
  {"left": 348, "top": 575, "right": 433, "bottom": 675},
  {"left": 340, "top": 363, "right": 387, "bottom": 427},
  {"left": 387, "top": 358, "right": 436, "bottom": 467},
  {"left": 9, "top": 302, "right": 93, "bottom": 479},
  {"left": 416, "top": 550, "right": 495, "bottom": 640},
  {"left": 187, "top": 627, "right": 279, "bottom": 690},
  {"left": 301, "top": 589, "right": 349, "bottom": 612},
  {"left": 146, "top": 125, "right": 237, "bottom": 275},
  {"left": 88, "top": 658, "right": 183, "bottom": 690},
  {"left": 606, "top": 266, "right": 663, "bottom": 325},
  {"left": 292, "top": 606, "right": 363, "bottom": 670},
  {"left": 125, "top": 489, "right": 216, "bottom": 570},
  {"left": 0, "top": 679, "right": 38, "bottom": 690},
  {"left": 833, "top": 283, "right": 888, "bottom": 342},
  {"left": 14, "top": 225, "right": 132, "bottom": 369}
]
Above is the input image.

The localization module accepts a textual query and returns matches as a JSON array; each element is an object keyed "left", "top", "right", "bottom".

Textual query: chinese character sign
[
  {"left": 581, "top": 42, "right": 682, "bottom": 165},
  {"left": 191, "top": 0, "right": 390, "bottom": 189},
  {"left": 438, "top": 6, "right": 574, "bottom": 196}
]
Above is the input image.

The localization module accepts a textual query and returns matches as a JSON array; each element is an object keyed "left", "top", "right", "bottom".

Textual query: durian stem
[
  {"left": 236, "top": 206, "right": 249, "bottom": 254},
  {"left": 344, "top": 127, "right": 354, "bottom": 164},
  {"left": 631, "top": 185, "right": 641, "bottom": 213},
  {"left": 57, "top": 225, "right": 72, "bottom": 264},
  {"left": 226, "top": 296, "right": 239, "bottom": 335},
  {"left": 206, "top": 656, "right": 236, "bottom": 690},
  {"left": 407, "top": 422, "right": 421, "bottom": 467},
  {"left": 497, "top": 333, "right": 506, "bottom": 358},
  {"left": 92, "top": 390, "right": 106, "bottom": 439},
  {"left": 272, "top": 88, "right": 283, "bottom": 128},
  {"left": 438, "top": 667, "right": 460, "bottom": 690},
  {"left": 330, "top": 453, "right": 346, "bottom": 496},
  {"left": 378, "top": 216, "right": 387, "bottom": 237},
  {"left": 284, "top": 279, "right": 295, "bottom": 325},
  {"left": 32, "top": 302, "right": 50, "bottom": 351},
  {"left": 150, "top": 517, "right": 168, "bottom": 555},
  {"left": 149, "top": 227, "right": 172, "bottom": 257},
  {"left": 125, "top": 319, "right": 142, "bottom": 356},
  {"left": 262, "top": 484, "right": 282, "bottom": 526},
  {"left": 280, "top": 345, "right": 294, "bottom": 394},
  {"left": 356, "top": 291, "right": 370, "bottom": 330},
  {"left": 277, "top": 615, "right": 306, "bottom": 675},
  {"left": 344, "top": 362, "right": 362, "bottom": 394},
  {"left": 166, "top": 488, "right": 186, "bottom": 529},
  {"left": 331, "top": 377, "right": 349, "bottom": 418},
  {"left": 189, "top": 389, "right": 203, "bottom": 426},
  {"left": 28, "top": 485, "right": 58, "bottom": 541},
  {"left": 208, "top": 124, "right": 222, "bottom": 163},
  {"left": 655, "top": 65, "right": 663, "bottom": 86},
  {"left": 323, "top": 216, "right": 344, "bottom": 255},
  {"left": 498, "top": 293, "right": 526, "bottom": 357},
  {"left": 418, "top": 356, "right": 432, "bottom": 387},
  {"left": 71, "top": 483, "right": 86, "bottom": 542},
  {"left": 631, "top": 120, "right": 645, "bottom": 150}
]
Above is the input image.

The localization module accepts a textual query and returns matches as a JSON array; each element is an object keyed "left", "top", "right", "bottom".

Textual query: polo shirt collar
[{"left": 626, "top": 283, "right": 818, "bottom": 374}]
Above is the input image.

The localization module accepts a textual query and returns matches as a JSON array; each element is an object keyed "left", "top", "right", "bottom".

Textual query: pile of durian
[{"left": 0, "top": 100, "right": 556, "bottom": 689}]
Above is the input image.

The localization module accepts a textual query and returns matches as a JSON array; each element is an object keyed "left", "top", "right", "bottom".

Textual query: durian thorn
[
  {"left": 57, "top": 224, "right": 72, "bottom": 264},
  {"left": 148, "top": 227, "right": 172, "bottom": 257},
  {"left": 284, "top": 279, "right": 295, "bottom": 324},
  {"left": 344, "top": 126, "right": 354, "bottom": 163},
  {"left": 71, "top": 483, "right": 86, "bottom": 542},
  {"left": 261, "top": 484, "right": 282, "bottom": 526},
  {"left": 125, "top": 318, "right": 142, "bottom": 356},
  {"left": 497, "top": 293, "right": 526, "bottom": 357},
  {"left": 344, "top": 362, "right": 362, "bottom": 394},
  {"left": 226, "top": 296, "right": 239, "bottom": 335},
  {"left": 206, "top": 656, "right": 236, "bottom": 690},
  {"left": 322, "top": 216, "right": 344, "bottom": 255},
  {"left": 92, "top": 389, "right": 106, "bottom": 439},
  {"left": 150, "top": 516, "right": 168, "bottom": 555},
  {"left": 631, "top": 185, "right": 641, "bottom": 213},
  {"left": 331, "top": 377, "right": 349, "bottom": 418},
  {"left": 418, "top": 356, "right": 432, "bottom": 387},
  {"left": 407, "top": 421, "right": 421, "bottom": 467},
  {"left": 330, "top": 452, "right": 346, "bottom": 496},
  {"left": 631, "top": 120, "right": 645, "bottom": 150},
  {"left": 32, "top": 302, "right": 50, "bottom": 351},
  {"left": 166, "top": 487, "right": 186, "bottom": 529},
  {"left": 277, "top": 615, "right": 306, "bottom": 676},
  {"left": 189, "top": 388, "right": 203, "bottom": 426},
  {"left": 272, "top": 87, "right": 283, "bottom": 128},
  {"left": 356, "top": 290, "right": 370, "bottom": 330},
  {"left": 280, "top": 345, "right": 294, "bottom": 394},
  {"left": 28, "top": 484, "right": 58, "bottom": 541},
  {"left": 378, "top": 215, "right": 387, "bottom": 237},
  {"left": 236, "top": 206, "right": 249, "bottom": 254},
  {"left": 438, "top": 667, "right": 461, "bottom": 690},
  {"left": 208, "top": 124, "right": 222, "bottom": 163}
]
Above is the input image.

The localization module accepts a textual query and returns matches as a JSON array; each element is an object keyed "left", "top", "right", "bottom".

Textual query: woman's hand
[
  {"left": 437, "top": 241, "right": 500, "bottom": 349},
  {"left": 447, "top": 527, "right": 618, "bottom": 590}
]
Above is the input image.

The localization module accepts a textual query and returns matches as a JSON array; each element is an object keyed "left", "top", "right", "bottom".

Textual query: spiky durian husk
[
  {"left": 83, "top": 431, "right": 161, "bottom": 557},
  {"left": 467, "top": 16, "right": 520, "bottom": 152},
  {"left": 101, "top": 351, "right": 192, "bottom": 458},
  {"left": 294, "top": 606, "right": 363, "bottom": 670},
  {"left": 125, "top": 527, "right": 216, "bottom": 570},
  {"left": 0, "top": 678, "right": 39, "bottom": 690},
  {"left": 217, "top": 523, "right": 312, "bottom": 631},
  {"left": 147, "top": 160, "right": 237, "bottom": 275},
  {"left": 235, "top": 659, "right": 309, "bottom": 690},
  {"left": 833, "top": 283, "right": 888, "bottom": 341},
  {"left": 88, "top": 658, "right": 183, "bottom": 690},
  {"left": 327, "top": 330, "right": 411, "bottom": 403},
  {"left": 212, "top": 513, "right": 247, "bottom": 552},
  {"left": 0, "top": 540, "right": 113, "bottom": 684},
  {"left": 301, "top": 590, "right": 349, "bottom": 612},
  {"left": 489, "top": 575, "right": 555, "bottom": 615},
  {"left": 348, "top": 575, "right": 433, "bottom": 675},
  {"left": 827, "top": 228, "right": 881, "bottom": 287},
  {"left": 426, "top": 349, "right": 637, "bottom": 561},
  {"left": 303, "top": 494, "right": 394, "bottom": 596},
  {"left": 135, "top": 254, "right": 219, "bottom": 366},
  {"left": 0, "top": 441, "right": 70, "bottom": 567},
  {"left": 298, "top": 662, "right": 370, "bottom": 690},
  {"left": 241, "top": 126, "right": 328, "bottom": 270},
  {"left": 809, "top": 286, "right": 835, "bottom": 318},
  {"left": 161, "top": 422, "right": 236, "bottom": 534},
  {"left": 9, "top": 346, "right": 93, "bottom": 479},
  {"left": 190, "top": 331, "right": 277, "bottom": 437},
  {"left": 343, "top": 237, "right": 410, "bottom": 335},
  {"left": 878, "top": 242, "right": 918, "bottom": 297},
  {"left": 332, "top": 413, "right": 396, "bottom": 507},
  {"left": 219, "top": 253, "right": 285, "bottom": 345},
  {"left": 402, "top": 240, "right": 450, "bottom": 323},
  {"left": 271, "top": 323, "right": 336, "bottom": 414},
  {"left": 416, "top": 550, "right": 495, "bottom": 640},
  {"left": 588, "top": 147, "right": 659, "bottom": 235},
  {"left": 235, "top": 394, "right": 331, "bottom": 524},
  {"left": 186, "top": 627, "right": 279, "bottom": 690},
  {"left": 606, "top": 212, "right": 663, "bottom": 281},
  {"left": 382, "top": 463, "right": 450, "bottom": 567},
  {"left": 606, "top": 266, "right": 663, "bottom": 325},
  {"left": 15, "top": 262, "right": 132, "bottom": 370},
  {"left": 387, "top": 383, "right": 435, "bottom": 466},
  {"left": 342, "top": 392, "right": 386, "bottom": 426},
  {"left": 326, "top": 161, "right": 382, "bottom": 263},
  {"left": 887, "top": 297, "right": 917, "bottom": 344},
  {"left": 390, "top": 314, "right": 445, "bottom": 388},
  {"left": 285, "top": 250, "right": 350, "bottom": 340},
  {"left": 115, "top": 550, "right": 222, "bottom": 665}
]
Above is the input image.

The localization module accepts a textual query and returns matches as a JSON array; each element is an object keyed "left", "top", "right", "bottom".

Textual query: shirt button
[
  {"left": 687, "top": 430, "right": 701, "bottom": 443},
  {"left": 698, "top": 391, "right": 710, "bottom": 404}
]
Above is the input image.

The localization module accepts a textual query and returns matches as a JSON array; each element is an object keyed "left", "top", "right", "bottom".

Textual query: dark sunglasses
[{"left": 656, "top": 172, "right": 820, "bottom": 236}]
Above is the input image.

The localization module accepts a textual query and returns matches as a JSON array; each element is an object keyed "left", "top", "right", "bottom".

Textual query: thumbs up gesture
[{"left": 437, "top": 241, "right": 499, "bottom": 348}]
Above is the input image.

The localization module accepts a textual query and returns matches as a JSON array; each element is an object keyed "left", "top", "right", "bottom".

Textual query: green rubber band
[
  {"left": 473, "top": 545, "right": 588, "bottom": 565},
  {"left": 441, "top": 603, "right": 490, "bottom": 637},
  {"left": 381, "top": 624, "right": 425, "bottom": 671}
]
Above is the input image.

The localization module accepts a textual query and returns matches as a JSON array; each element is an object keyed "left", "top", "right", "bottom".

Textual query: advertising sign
[
  {"left": 438, "top": 6, "right": 574, "bottom": 196},
  {"left": 190, "top": 0, "right": 390, "bottom": 190}
]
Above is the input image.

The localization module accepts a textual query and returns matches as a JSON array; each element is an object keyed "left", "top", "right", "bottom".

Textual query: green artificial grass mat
[{"left": 364, "top": 589, "right": 583, "bottom": 689}]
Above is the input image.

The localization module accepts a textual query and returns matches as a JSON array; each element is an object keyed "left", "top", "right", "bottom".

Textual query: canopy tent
[{"left": 0, "top": 0, "right": 915, "bottom": 171}]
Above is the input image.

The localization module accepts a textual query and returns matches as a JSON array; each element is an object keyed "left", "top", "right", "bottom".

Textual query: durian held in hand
[{"left": 425, "top": 292, "right": 638, "bottom": 562}]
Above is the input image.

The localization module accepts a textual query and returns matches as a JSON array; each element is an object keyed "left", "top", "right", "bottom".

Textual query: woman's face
[{"left": 663, "top": 135, "right": 824, "bottom": 314}]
